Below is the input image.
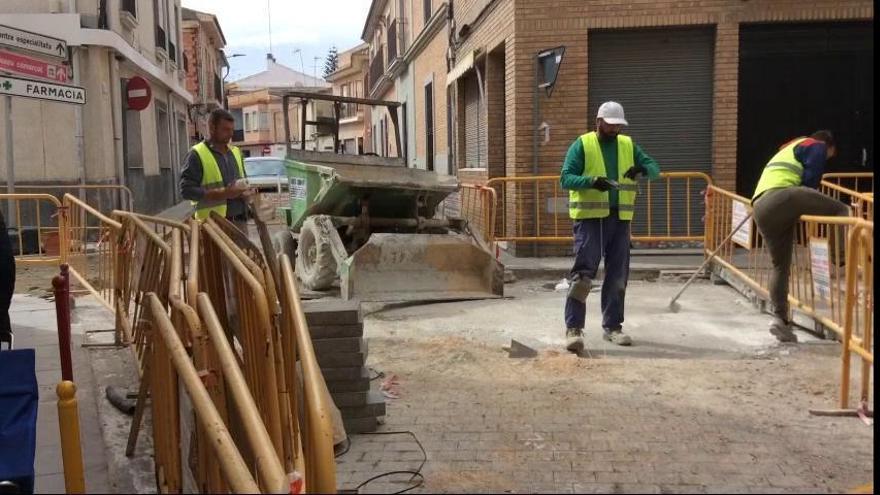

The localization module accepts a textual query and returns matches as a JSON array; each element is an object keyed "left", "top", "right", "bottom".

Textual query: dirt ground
[{"left": 339, "top": 279, "right": 875, "bottom": 493}]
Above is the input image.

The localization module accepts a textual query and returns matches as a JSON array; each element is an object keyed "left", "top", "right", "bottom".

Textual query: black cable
[
  {"left": 368, "top": 367, "right": 385, "bottom": 381},
  {"left": 334, "top": 436, "right": 351, "bottom": 458},
  {"left": 342, "top": 431, "right": 427, "bottom": 494}
]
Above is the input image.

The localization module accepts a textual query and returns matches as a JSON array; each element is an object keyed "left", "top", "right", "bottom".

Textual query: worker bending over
[{"left": 751, "top": 130, "right": 850, "bottom": 343}]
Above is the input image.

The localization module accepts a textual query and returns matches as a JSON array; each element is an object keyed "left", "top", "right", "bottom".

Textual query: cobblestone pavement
[{"left": 334, "top": 281, "right": 874, "bottom": 494}]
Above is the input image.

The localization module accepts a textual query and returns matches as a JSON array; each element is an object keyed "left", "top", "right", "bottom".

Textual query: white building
[{"left": 0, "top": 0, "right": 195, "bottom": 213}]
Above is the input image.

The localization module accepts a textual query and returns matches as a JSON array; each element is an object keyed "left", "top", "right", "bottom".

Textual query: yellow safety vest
[
  {"left": 191, "top": 141, "right": 245, "bottom": 221},
  {"left": 569, "top": 132, "right": 637, "bottom": 220},
  {"left": 752, "top": 137, "right": 807, "bottom": 201}
]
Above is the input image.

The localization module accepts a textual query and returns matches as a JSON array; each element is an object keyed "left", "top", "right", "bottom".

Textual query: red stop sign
[
  {"left": 126, "top": 76, "right": 152, "bottom": 111},
  {"left": 262, "top": 146, "right": 271, "bottom": 156}
]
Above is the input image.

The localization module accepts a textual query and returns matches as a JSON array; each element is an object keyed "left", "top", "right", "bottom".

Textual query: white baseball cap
[{"left": 597, "top": 101, "right": 628, "bottom": 126}]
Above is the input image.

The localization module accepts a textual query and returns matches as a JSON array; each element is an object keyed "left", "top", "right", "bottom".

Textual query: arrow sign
[
  {"left": 0, "top": 75, "right": 85, "bottom": 105},
  {"left": 0, "top": 24, "right": 68, "bottom": 60},
  {"left": 0, "top": 49, "right": 70, "bottom": 83}
]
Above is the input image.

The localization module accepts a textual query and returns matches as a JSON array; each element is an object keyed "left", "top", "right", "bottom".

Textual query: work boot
[
  {"left": 769, "top": 318, "right": 798, "bottom": 343},
  {"left": 603, "top": 329, "right": 632, "bottom": 346},
  {"left": 565, "top": 328, "right": 584, "bottom": 353}
]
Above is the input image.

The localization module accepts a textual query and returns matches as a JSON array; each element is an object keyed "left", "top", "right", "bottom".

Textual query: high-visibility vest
[
  {"left": 190, "top": 141, "right": 245, "bottom": 221},
  {"left": 751, "top": 137, "right": 808, "bottom": 201},
  {"left": 568, "top": 132, "right": 637, "bottom": 220}
]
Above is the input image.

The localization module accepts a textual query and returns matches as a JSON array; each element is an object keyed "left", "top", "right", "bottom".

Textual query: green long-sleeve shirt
[{"left": 560, "top": 135, "right": 661, "bottom": 209}]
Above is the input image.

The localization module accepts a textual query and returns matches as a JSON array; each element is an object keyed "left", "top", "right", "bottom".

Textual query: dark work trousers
[
  {"left": 564, "top": 214, "right": 631, "bottom": 331},
  {"left": 752, "top": 186, "right": 850, "bottom": 321}
]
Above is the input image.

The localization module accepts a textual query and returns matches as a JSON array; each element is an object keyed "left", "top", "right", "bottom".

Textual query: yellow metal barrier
[
  {"left": 457, "top": 184, "right": 497, "bottom": 244},
  {"left": 14, "top": 184, "right": 134, "bottom": 212},
  {"left": 819, "top": 180, "right": 874, "bottom": 221},
  {"left": 200, "top": 220, "right": 286, "bottom": 463},
  {"left": 839, "top": 220, "right": 873, "bottom": 410},
  {"left": 63, "top": 194, "right": 122, "bottom": 313},
  {"left": 704, "top": 185, "right": 874, "bottom": 410},
  {"left": 0, "top": 193, "right": 67, "bottom": 265},
  {"left": 278, "top": 254, "right": 337, "bottom": 493},
  {"left": 147, "top": 293, "right": 261, "bottom": 494},
  {"left": 468, "top": 172, "right": 712, "bottom": 244},
  {"left": 56, "top": 381, "right": 85, "bottom": 494},
  {"left": 821, "top": 172, "right": 874, "bottom": 194}
]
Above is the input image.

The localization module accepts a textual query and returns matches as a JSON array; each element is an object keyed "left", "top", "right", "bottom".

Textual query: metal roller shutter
[
  {"left": 463, "top": 71, "right": 486, "bottom": 168},
  {"left": 588, "top": 27, "right": 715, "bottom": 237}
]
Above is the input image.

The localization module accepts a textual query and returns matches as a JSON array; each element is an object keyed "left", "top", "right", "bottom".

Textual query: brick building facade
[{"left": 443, "top": 0, "right": 873, "bottom": 254}]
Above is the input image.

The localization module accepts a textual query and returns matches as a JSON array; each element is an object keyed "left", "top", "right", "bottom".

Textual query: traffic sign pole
[{"left": 4, "top": 93, "right": 14, "bottom": 228}]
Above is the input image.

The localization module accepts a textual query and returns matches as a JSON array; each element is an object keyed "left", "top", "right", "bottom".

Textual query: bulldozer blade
[{"left": 339, "top": 233, "right": 504, "bottom": 302}]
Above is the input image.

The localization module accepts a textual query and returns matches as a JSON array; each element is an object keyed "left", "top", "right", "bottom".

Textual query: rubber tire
[
  {"left": 295, "top": 216, "right": 338, "bottom": 290},
  {"left": 271, "top": 229, "right": 297, "bottom": 264}
]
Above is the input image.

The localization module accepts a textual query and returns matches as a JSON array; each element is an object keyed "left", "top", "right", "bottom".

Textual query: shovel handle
[{"left": 669, "top": 212, "right": 753, "bottom": 306}]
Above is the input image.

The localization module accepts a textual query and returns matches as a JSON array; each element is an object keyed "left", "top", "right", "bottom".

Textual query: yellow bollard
[{"left": 56, "top": 381, "right": 86, "bottom": 494}]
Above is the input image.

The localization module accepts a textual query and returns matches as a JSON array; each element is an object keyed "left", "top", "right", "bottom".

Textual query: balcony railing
[
  {"left": 155, "top": 26, "right": 167, "bottom": 51},
  {"left": 388, "top": 20, "right": 398, "bottom": 61},
  {"left": 368, "top": 48, "right": 384, "bottom": 92}
]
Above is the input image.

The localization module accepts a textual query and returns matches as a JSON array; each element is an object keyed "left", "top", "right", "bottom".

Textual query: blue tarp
[{"left": 0, "top": 349, "right": 37, "bottom": 494}]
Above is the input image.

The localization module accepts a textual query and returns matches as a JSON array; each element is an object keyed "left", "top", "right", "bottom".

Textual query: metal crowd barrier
[
  {"left": 147, "top": 293, "right": 261, "bottom": 493},
  {"left": 1, "top": 193, "right": 67, "bottom": 266},
  {"left": 13, "top": 184, "right": 134, "bottom": 213},
  {"left": 819, "top": 178, "right": 874, "bottom": 221},
  {"left": 704, "top": 185, "right": 873, "bottom": 409},
  {"left": 63, "top": 194, "right": 123, "bottom": 313},
  {"left": 461, "top": 171, "right": 712, "bottom": 244}
]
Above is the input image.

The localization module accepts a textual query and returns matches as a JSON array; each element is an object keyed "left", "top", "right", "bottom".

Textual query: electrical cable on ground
[{"left": 336, "top": 430, "right": 427, "bottom": 494}]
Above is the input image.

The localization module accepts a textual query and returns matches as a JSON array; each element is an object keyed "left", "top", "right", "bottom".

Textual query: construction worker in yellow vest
[
  {"left": 751, "top": 130, "right": 849, "bottom": 343},
  {"left": 559, "top": 102, "right": 660, "bottom": 353},
  {"left": 179, "top": 108, "right": 253, "bottom": 231}
]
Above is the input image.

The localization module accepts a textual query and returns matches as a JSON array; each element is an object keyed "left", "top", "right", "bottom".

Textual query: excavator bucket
[{"left": 339, "top": 233, "right": 504, "bottom": 303}]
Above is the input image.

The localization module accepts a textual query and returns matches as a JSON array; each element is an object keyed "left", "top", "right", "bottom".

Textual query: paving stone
[
  {"left": 308, "top": 324, "right": 364, "bottom": 340},
  {"left": 321, "top": 365, "right": 370, "bottom": 382},
  {"left": 303, "top": 299, "right": 362, "bottom": 325},
  {"left": 314, "top": 337, "right": 366, "bottom": 354},
  {"left": 315, "top": 339, "right": 368, "bottom": 368}
]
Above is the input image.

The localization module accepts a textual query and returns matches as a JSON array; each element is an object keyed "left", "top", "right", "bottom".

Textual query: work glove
[
  {"left": 591, "top": 177, "right": 615, "bottom": 192},
  {"left": 623, "top": 164, "right": 648, "bottom": 180}
]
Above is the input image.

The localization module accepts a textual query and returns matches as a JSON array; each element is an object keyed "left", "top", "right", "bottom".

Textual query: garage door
[
  {"left": 588, "top": 27, "right": 715, "bottom": 238},
  {"left": 738, "top": 22, "right": 873, "bottom": 197}
]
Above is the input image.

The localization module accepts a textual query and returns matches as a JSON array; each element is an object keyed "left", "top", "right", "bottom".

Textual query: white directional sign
[
  {"left": 0, "top": 75, "right": 85, "bottom": 105},
  {"left": 0, "top": 24, "right": 68, "bottom": 60}
]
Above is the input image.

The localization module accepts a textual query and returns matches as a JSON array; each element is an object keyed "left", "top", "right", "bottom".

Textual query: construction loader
[{"left": 269, "top": 91, "right": 503, "bottom": 303}]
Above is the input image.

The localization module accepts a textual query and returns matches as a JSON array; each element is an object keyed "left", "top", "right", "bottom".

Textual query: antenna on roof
[{"left": 267, "top": 0, "right": 273, "bottom": 55}]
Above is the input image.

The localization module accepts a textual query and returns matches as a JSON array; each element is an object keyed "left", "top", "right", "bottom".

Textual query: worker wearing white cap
[{"left": 559, "top": 101, "right": 661, "bottom": 353}]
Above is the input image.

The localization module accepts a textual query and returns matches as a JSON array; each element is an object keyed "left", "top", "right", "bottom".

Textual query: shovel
[{"left": 668, "top": 213, "right": 753, "bottom": 312}]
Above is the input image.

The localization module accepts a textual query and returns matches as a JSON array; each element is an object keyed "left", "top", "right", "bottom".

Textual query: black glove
[
  {"left": 623, "top": 165, "right": 647, "bottom": 180},
  {"left": 591, "top": 177, "right": 614, "bottom": 192}
]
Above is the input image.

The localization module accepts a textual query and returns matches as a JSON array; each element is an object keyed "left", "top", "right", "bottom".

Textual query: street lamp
[{"left": 222, "top": 53, "right": 246, "bottom": 109}]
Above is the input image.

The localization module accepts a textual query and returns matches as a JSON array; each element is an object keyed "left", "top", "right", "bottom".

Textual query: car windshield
[{"left": 245, "top": 159, "right": 285, "bottom": 176}]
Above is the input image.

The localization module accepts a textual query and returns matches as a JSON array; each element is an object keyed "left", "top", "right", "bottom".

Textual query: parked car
[{"left": 244, "top": 157, "right": 288, "bottom": 192}]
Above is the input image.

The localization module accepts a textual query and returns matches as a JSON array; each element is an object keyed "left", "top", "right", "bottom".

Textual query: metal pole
[
  {"left": 4, "top": 95, "right": 14, "bottom": 228},
  {"left": 300, "top": 98, "right": 307, "bottom": 150},
  {"left": 282, "top": 95, "right": 291, "bottom": 156},
  {"left": 53, "top": 264, "right": 74, "bottom": 381}
]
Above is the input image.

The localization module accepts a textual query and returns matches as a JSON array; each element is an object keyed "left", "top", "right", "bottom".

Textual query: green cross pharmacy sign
[{"left": 0, "top": 74, "right": 85, "bottom": 105}]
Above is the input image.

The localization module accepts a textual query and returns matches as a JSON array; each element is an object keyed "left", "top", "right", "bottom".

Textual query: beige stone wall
[{"left": 412, "top": 28, "right": 448, "bottom": 171}]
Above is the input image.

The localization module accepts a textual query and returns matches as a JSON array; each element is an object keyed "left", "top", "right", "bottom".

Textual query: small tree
[{"left": 323, "top": 45, "right": 339, "bottom": 78}]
